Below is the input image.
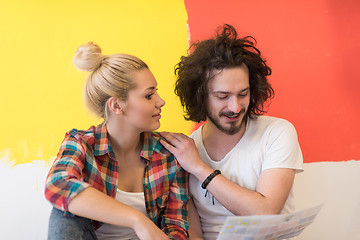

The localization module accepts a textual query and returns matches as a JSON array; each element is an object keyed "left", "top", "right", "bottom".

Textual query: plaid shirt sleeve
[
  {"left": 161, "top": 166, "right": 190, "bottom": 240},
  {"left": 44, "top": 130, "right": 92, "bottom": 212}
]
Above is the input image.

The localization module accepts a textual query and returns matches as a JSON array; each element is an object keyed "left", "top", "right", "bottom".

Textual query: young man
[{"left": 160, "top": 24, "right": 303, "bottom": 240}]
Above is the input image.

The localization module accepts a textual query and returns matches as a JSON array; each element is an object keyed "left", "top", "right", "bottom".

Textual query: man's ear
[{"left": 107, "top": 97, "right": 124, "bottom": 115}]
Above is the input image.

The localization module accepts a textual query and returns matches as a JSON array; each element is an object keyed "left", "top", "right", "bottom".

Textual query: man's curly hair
[{"left": 174, "top": 24, "right": 274, "bottom": 122}]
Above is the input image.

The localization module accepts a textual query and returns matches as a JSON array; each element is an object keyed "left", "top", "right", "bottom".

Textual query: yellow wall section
[{"left": 0, "top": 0, "right": 191, "bottom": 164}]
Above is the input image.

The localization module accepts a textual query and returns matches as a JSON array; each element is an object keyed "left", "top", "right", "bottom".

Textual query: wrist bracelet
[{"left": 201, "top": 170, "right": 221, "bottom": 189}]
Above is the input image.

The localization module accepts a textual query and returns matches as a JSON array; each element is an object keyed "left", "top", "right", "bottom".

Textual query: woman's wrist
[{"left": 129, "top": 210, "right": 147, "bottom": 229}]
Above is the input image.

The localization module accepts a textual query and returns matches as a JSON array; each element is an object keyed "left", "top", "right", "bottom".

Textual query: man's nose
[{"left": 228, "top": 97, "right": 240, "bottom": 113}]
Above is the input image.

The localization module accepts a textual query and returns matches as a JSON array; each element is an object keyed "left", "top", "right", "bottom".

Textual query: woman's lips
[{"left": 152, "top": 112, "right": 161, "bottom": 119}]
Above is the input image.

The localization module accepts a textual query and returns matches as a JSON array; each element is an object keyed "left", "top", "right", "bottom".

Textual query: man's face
[{"left": 206, "top": 64, "right": 250, "bottom": 135}]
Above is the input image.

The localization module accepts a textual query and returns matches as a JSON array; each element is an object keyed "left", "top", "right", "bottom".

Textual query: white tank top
[{"left": 95, "top": 188, "right": 147, "bottom": 240}]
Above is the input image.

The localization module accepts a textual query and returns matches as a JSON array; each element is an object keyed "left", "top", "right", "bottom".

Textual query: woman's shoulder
[
  {"left": 68, "top": 125, "right": 95, "bottom": 136},
  {"left": 143, "top": 131, "right": 174, "bottom": 159},
  {"left": 66, "top": 125, "right": 97, "bottom": 140},
  {"left": 60, "top": 124, "right": 100, "bottom": 150},
  {"left": 143, "top": 131, "right": 166, "bottom": 144}
]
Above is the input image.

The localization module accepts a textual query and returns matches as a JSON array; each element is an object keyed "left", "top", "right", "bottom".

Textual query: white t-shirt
[
  {"left": 96, "top": 188, "right": 147, "bottom": 240},
  {"left": 189, "top": 116, "right": 303, "bottom": 240}
]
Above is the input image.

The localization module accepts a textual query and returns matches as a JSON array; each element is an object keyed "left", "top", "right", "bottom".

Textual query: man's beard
[{"left": 207, "top": 109, "right": 247, "bottom": 135}]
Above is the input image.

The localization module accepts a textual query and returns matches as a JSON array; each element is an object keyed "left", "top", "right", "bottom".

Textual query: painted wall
[{"left": 1, "top": 0, "right": 359, "bottom": 239}]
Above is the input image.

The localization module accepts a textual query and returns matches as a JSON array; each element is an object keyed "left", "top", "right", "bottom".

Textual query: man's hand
[{"left": 160, "top": 132, "right": 208, "bottom": 175}]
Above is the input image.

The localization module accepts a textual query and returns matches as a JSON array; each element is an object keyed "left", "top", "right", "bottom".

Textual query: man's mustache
[{"left": 220, "top": 108, "right": 246, "bottom": 117}]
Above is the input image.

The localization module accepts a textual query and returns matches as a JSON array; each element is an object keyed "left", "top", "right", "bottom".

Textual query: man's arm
[
  {"left": 160, "top": 132, "right": 296, "bottom": 216},
  {"left": 195, "top": 165, "right": 295, "bottom": 215}
]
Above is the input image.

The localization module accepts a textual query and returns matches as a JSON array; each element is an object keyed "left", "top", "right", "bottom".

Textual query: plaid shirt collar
[
  {"left": 93, "top": 122, "right": 114, "bottom": 158},
  {"left": 141, "top": 131, "right": 172, "bottom": 161},
  {"left": 93, "top": 122, "right": 171, "bottom": 160}
]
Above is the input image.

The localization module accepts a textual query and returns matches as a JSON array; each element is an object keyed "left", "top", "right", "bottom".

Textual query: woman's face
[{"left": 121, "top": 68, "right": 165, "bottom": 132}]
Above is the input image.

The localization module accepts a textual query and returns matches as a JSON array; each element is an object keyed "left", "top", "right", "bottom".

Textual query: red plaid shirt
[{"left": 45, "top": 123, "right": 189, "bottom": 239}]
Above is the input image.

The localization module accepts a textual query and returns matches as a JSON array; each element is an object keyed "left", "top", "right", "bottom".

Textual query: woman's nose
[{"left": 157, "top": 95, "right": 165, "bottom": 108}]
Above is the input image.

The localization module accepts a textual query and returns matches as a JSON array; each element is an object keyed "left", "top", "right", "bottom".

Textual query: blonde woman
[{"left": 45, "top": 42, "right": 189, "bottom": 240}]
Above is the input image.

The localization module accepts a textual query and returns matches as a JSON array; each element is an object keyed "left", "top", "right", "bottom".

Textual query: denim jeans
[{"left": 48, "top": 207, "right": 98, "bottom": 240}]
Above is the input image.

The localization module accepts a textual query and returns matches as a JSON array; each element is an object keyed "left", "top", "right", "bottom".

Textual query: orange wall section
[{"left": 185, "top": 0, "right": 360, "bottom": 163}]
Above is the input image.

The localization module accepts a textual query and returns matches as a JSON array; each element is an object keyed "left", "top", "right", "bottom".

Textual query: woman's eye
[{"left": 145, "top": 94, "right": 154, "bottom": 100}]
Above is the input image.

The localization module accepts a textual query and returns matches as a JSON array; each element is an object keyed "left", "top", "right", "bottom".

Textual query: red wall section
[{"left": 185, "top": 0, "right": 360, "bottom": 163}]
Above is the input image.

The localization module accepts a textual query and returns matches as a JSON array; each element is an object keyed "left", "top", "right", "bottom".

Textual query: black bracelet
[{"left": 201, "top": 170, "right": 221, "bottom": 189}]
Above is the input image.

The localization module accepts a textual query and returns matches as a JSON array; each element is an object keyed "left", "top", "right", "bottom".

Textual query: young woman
[{"left": 45, "top": 42, "right": 189, "bottom": 240}]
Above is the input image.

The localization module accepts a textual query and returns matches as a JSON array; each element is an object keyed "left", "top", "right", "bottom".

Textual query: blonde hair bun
[{"left": 73, "top": 42, "right": 103, "bottom": 72}]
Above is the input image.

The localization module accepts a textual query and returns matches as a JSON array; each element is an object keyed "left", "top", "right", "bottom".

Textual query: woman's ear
[{"left": 107, "top": 97, "right": 124, "bottom": 115}]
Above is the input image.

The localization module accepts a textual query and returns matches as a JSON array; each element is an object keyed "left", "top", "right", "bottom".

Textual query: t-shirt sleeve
[{"left": 262, "top": 119, "right": 304, "bottom": 173}]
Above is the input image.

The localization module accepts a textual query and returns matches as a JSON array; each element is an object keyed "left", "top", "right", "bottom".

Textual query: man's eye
[{"left": 217, "top": 95, "right": 228, "bottom": 100}]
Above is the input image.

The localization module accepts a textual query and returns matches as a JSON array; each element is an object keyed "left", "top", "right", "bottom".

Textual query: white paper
[{"left": 217, "top": 204, "right": 323, "bottom": 240}]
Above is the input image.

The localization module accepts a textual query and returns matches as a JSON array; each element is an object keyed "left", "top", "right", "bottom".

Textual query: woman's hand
[{"left": 133, "top": 213, "right": 169, "bottom": 240}]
